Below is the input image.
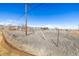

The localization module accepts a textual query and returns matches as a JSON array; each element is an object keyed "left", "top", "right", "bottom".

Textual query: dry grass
[
  {"left": 2, "top": 29, "right": 79, "bottom": 56},
  {"left": 0, "top": 31, "right": 32, "bottom": 56}
]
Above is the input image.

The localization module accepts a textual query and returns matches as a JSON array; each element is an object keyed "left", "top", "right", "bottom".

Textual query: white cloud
[
  {"left": 28, "top": 24, "right": 78, "bottom": 29},
  {"left": 0, "top": 19, "right": 18, "bottom": 26}
]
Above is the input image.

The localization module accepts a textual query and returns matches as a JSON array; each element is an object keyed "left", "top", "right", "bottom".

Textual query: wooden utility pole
[{"left": 25, "top": 3, "right": 27, "bottom": 35}]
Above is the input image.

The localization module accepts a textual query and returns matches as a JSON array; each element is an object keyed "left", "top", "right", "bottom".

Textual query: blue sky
[
  {"left": 0, "top": 3, "right": 79, "bottom": 29},
  {"left": 0, "top": 3, "right": 25, "bottom": 26},
  {"left": 28, "top": 3, "right": 79, "bottom": 29}
]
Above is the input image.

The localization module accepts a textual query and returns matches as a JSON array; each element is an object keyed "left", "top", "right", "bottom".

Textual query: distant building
[{"left": 41, "top": 27, "right": 49, "bottom": 30}]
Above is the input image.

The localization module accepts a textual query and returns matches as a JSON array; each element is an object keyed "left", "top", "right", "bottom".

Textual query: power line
[{"left": 27, "top": 3, "right": 41, "bottom": 13}]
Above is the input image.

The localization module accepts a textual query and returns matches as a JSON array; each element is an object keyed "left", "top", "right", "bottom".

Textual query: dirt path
[{"left": 0, "top": 31, "right": 33, "bottom": 56}]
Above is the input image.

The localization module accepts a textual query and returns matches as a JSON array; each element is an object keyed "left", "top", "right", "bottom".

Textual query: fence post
[{"left": 56, "top": 29, "right": 60, "bottom": 47}]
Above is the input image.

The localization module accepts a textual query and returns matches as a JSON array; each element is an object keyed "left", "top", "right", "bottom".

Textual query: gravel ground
[{"left": 5, "top": 29, "right": 79, "bottom": 56}]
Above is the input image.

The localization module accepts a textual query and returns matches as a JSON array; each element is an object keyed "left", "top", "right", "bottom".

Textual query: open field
[
  {"left": 3, "top": 28, "right": 79, "bottom": 56},
  {"left": 0, "top": 31, "right": 33, "bottom": 56}
]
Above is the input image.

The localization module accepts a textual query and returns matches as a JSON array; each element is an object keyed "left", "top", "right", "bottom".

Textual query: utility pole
[
  {"left": 24, "top": 4, "right": 40, "bottom": 35},
  {"left": 25, "top": 3, "right": 27, "bottom": 35}
]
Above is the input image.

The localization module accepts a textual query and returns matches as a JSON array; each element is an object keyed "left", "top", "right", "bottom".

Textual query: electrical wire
[{"left": 26, "top": 3, "right": 41, "bottom": 14}]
